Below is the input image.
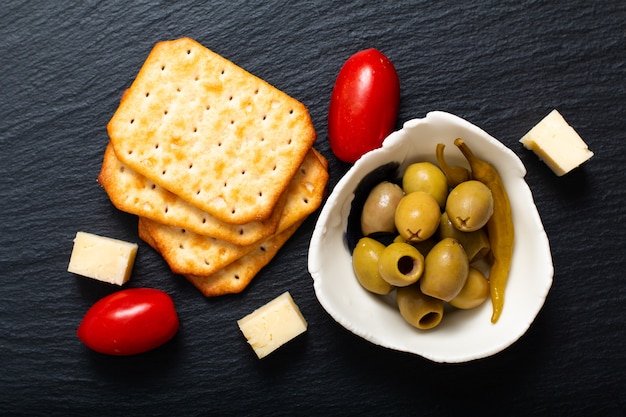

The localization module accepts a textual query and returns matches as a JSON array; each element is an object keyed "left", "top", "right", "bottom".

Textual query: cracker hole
[
  {"left": 164, "top": 206, "right": 169, "bottom": 214},
  {"left": 234, "top": 274, "right": 240, "bottom": 280},
  {"left": 218, "top": 142, "right": 222, "bottom": 147},
  {"left": 130, "top": 118, "right": 135, "bottom": 124},
  {"left": 196, "top": 189, "right": 201, "bottom": 195},
  {"left": 205, "top": 105, "right": 211, "bottom": 110},
  {"left": 161, "top": 65, "right": 166, "bottom": 71},
  {"left": 262, "top": 115, "right": 267, "bottom": 120},
  {"left": 187, "top": 49, "right": 191, "bottom": 55},
  {"left": 145, "top": 92, "right": 150, "bottom": 97},
  {"left": 238, "top": 229, "right": 244, "bottom": 235},
  {"left": 260, "top": 246, "right": 267, "bottom": 252},
  {"left": 229, "top": 95, "right": 233, "bottom": 101},
  {"left": 258, "top": 191, "right": 263, "bottom": 197},
  {"left": 151, "top": 184, "right": 156, "bottom": 189},
  {"left": 289, "top": 109, "right": 294, "bottom": 114},
  {"left": 287, "top": 138, "right": 292, "bottom": 145},
  {"left": 204, "top": 259, "right": 211, "bottom": 266},
  {"left": 272, "top": 165, "right": 277, "bottom": 171},
  {"left": 119, "top": 166, "right": 125, "bottom": 173},
  {"left": 230, "top": 119, "right": 235, "bottom": 125},
  {"left": 194, "top": 76, "right": 199, "bottom": 81},
  {"left": 179, "top": 244, "right": 184, "bottom": 249},
  {"left": 193, "top": 127, "right": 198, "bottom": 133},
  {"left": 189, "top": 163, "right": 193, "bottom": 169},
  {"left": 202, "top": 217, "right": 207, "bottom": 224},
  {"left": 176, "top": 87, "right": 181, "bottom": 93},
  {"left": 303, "top": 198, "right": 309, "bottom": 204},
  {"left": 220, "top": 69, "right": 225, "bottom": 75},
  {"left": 164, "top": 109, "right": 168, "bottom": 115},
  {"left": 241, "top": 170, "right": 246, "bottom": 175},
  {"left": 127, "top": 150, "right": 133, "bottom": 155},
  {"left": 231, "top": 208, "right": 236, "bottom": 214},
  {"left": 155, "top": 143, "right": 159, "bottom": 149},
  {"left": 300, "top": 168, "right": 307, "bottom": 175},
  {"left": 254, "top": 88, "right": 259, "bottom": 94},
  {"left": 162, "top": 169, "right": 167, "bottom": 175}
]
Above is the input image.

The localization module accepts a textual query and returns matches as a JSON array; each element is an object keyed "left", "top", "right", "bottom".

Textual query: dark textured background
[{"left": 1, "top": 1, "right": 625, "bottom": 416}]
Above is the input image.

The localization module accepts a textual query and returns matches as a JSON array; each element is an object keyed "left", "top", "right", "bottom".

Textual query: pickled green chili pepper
[
  {"left": 453, "top": 138, "right": 514, "bottom": 324},
  {"left": 436, "top": 143, "right": 470, "bottom": 187}
]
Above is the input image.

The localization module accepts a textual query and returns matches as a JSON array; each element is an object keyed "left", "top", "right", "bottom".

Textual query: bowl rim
[{"left": 308, "top": 111, "right": 554, "bottom": 363}]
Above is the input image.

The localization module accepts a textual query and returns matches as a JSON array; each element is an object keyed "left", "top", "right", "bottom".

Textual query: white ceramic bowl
[{"left": 308, "top": 111, "right": 553, "bottom": 363}]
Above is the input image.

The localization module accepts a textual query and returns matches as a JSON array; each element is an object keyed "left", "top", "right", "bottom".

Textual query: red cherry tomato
[
  {"left": 77, "top": 288, "right": 179, "bottom": 356},
  {"left": 328, "top": 48, "right": 400, "bottom": 163}
]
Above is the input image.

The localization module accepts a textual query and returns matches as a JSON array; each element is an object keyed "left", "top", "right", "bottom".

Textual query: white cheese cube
[
  {"left": 237, "top": 292, "right": 307, "bottom": 359},
  {"left": 520, "top": 109, "right": 593, "bottom": 176},
  {"left": 67, "top": 231, "right": 138, "bottom": 285}
]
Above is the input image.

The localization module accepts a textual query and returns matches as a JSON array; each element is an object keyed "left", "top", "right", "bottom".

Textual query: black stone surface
[{"left": 1, "top": 1, "right": 625, "bottom": 416}]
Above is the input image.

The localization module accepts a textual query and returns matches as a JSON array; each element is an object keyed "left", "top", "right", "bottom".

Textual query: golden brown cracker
[
  {"left": 99, "top": 142, "right": 283, "bottom": 246},
  {"left": 183, "top": 221, "right": 302, "bottom": 297},
  {"left": 135, "top": 148, "right": 327, "bottom": 278},
  {"left": 275, "top": 147, "right": 329, "bottom": 232},
  {"left": 139, "top": 217, "right": 258, "bottom": 276},
  {"left": 108, "top": 37, "right": 316, "bottom": 224}
]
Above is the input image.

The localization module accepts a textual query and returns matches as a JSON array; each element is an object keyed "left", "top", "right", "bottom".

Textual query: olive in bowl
[{"left": 308, "top": 111, "right": 553, "bottom": 363}]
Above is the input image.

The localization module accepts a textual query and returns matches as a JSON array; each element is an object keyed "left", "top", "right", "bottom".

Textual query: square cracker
[
  {"left": 137, "top": 148, "right": 329, "bottom": 277},
  {"left": 98, "top": 141, "right": 285, "bottom": 246},
  {"left": 139, "top": 218, "right": 302, "bottom": 297},
  {"left": 107, "top": 37, "right": 316, "bottom": 224}
]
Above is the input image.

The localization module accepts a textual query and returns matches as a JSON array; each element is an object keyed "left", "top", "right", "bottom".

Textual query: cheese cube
[
  {"left": 67, "top": 232, "right": 138, "bottom": 285},
  {"left": 520, "top": 109, "right": 593, "bottom": 176},
  {"left": 237, "top": 292, "right": 307, "bottom": 359}
]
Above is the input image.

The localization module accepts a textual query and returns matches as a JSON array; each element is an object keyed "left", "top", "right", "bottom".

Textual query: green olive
[
  {"left": 445, "top": 180, "right": 494, "bottom": 232},
  {"left": 419, "top": 237, "right": 469, "bottom": 301},
  {"left": 352, "top": 237, "right": 394, "bottom": 295},
  {"left": 396, "top": 285, "right": 444, "bottom": 330},
  {"left": 449, "top": 267, "right": 489, "bottom": 309},
  {"left": 402, "top": 162, "right": 448, "bottom": 208},
  {"left": 361, "top": 181, "right": 404, "bottom": 236},
  {"left": 438, "top": 212, "right": 491, "bottom": 262},
  {"left": 377, "top": 242, "right": 424, "bottom": 287},
  {"left": 394, "top": 235, "right": 437, "bottom": 257},
  {"left": 394, "top": 191, "right": 441, "bottom": 242}
]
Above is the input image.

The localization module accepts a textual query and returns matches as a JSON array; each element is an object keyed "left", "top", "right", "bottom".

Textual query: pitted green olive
[
  {"left": 445, "top": 180, "right": 494, "bottom": 232},
  {"left": 449, "top": 267, "right": 489, "bottom": 309},
  {"left": 377, "top": 242, "right": 424, "bottom": 287},
  {"left": 420, "top": 237, "right": 469, "bottom": 301},
  {"left": 361, "top": 181, "right": 404, "bottom": 236},
  {"left": 438, "top": 212, "right": 490, "bottom": 262},
  {"left": 395, "top": 191, "right": 441, "bottom": 242},
  {"left": 402, "top": 162, "right": 448, "bottom": 208},
  {"left": 352, "top": 237, "right": 394, "bottom": 295},
  {"left": 396, "top": 285, "right": 444, "bottom": 330}
]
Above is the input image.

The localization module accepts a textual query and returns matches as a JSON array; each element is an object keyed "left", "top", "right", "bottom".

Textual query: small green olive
[
  {"left": 377, "top": 242, "right": 424, "bottom": 287},
  {"left": 395, "top": 191, "right": 441, "bottom": 242},
  {"left": 352, "top": 237, "right": 394, "bottom": 295},
  {"left": 438, "top": 212, "right": 491, "bottom": 262},
  {"left": 393, "top": 235, "right": 436, "bottom": 257},
  {"left": 420, "top": 237, "right": 469, "bottom": 301},
  {"left": 445, "top": 180, "right": 494, "bottom": 232},
  {"left": 402, "top": 162, "right": 448, "bottom": 208},
  {"left": 449, "top": 267, "right": 489, "bottom": 309},
  {"left": 361, "top": 181, "right": 404, "bottom": 236},
  {"left": 396, "top": 285, "right": 444, "bottom": 330}
]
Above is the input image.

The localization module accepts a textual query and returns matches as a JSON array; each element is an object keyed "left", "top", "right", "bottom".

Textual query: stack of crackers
[{"left": 98, "top": 38, "right": 328, "bottom": 296}]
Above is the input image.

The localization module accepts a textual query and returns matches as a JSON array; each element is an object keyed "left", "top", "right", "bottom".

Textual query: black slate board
[{"left": 1, "top": 1, "right": 625, "bottom": 416}]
